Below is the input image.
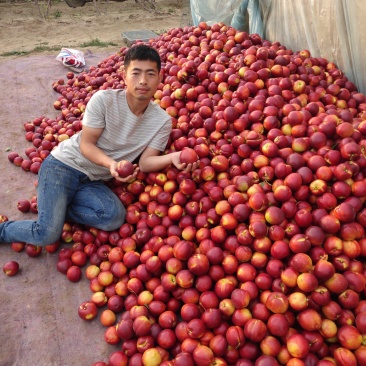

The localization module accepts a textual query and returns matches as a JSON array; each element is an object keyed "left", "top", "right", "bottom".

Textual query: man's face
[{"left": 124, "top": 59, "right": 162, "bottom": 101}]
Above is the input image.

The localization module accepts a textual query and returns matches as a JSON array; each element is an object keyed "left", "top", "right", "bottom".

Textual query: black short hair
[{"left": 124, "top": 44, "right": 161, "bottom": 72}]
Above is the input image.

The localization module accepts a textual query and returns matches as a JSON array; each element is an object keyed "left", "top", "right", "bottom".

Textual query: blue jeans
[{"left": 0, "top": 155, "right": 126, "bottom": 246}]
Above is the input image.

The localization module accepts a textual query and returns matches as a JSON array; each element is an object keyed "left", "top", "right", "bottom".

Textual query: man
[{"left": 0, "top": 44, "right": 197, "bottom": 246}]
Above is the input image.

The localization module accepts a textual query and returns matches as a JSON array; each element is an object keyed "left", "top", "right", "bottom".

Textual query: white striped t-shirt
[{"left": 51, "top": 89, "right": 172, "bottom": 181}]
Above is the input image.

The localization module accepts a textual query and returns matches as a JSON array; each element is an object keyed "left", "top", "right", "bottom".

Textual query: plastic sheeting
[
  {"left": 190, "top": 0, "right": 264, "bottom": 36},
  {"left": 190, "top": 0, "right": 366, "bottom": 95},
  {"left": 190, "top": 0, "right": 242, "bottom": 28}
]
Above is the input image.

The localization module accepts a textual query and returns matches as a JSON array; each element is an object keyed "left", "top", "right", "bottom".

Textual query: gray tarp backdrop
[{"left": 190, "top": 0, "right": 366, "bottom": 95}]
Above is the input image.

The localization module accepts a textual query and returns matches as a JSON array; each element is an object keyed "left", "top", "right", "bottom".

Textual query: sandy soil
[
  {"left": 0, "top": 2, "right": 192, "bottom": 365},
  {"left": 0, "top": 0, "right": 191, "bottom": 57}
]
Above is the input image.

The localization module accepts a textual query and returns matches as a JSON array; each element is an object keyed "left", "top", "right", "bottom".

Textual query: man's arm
[
  {"left": 80, "top": 126, "right": 115, "bottom": 168},
  {"left": 139, "top": 147, "right": 198, "bottom": 173},
  {"left": 80, "top": 127, "right": 198, "bottom": 176},
  {"left": 79, "top": 126, "right": 126, "bottom": 180}
]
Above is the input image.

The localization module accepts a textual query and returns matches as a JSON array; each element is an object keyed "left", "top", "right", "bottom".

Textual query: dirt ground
[
  {"left": 0, "top": 1, "right": 192, "bottom": 365},
  {"left": 0, "top": 0, "right": 191, "bottom": 56}
]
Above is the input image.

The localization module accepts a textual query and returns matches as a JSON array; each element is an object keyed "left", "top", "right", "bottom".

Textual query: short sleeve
[{"left": 82, "top": 91, "right": 106, "bottom": 129}]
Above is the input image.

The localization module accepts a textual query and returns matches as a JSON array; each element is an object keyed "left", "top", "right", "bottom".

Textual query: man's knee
[
  {"left": 34, "top": 228, "right": 63, "bottom": 247},
  {"left": 100, "top": 210, "right": 126, "bottom": 231}
]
